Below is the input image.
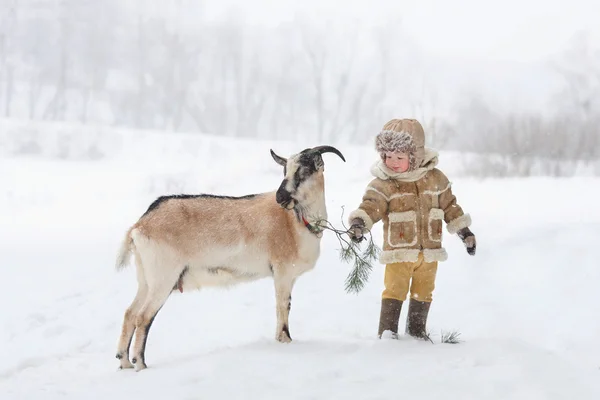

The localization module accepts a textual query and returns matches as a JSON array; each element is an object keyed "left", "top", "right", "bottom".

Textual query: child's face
[{"left": 384, "top": 151, "right": 410, "bottom": 173}]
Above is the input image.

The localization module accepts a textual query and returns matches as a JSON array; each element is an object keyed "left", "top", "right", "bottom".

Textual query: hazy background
[
  {"left": 1, "top": 0, "right": 599, "bottom": 176},
  {"left": 2, "top": 3, "right": 600, "bottom": 397}
]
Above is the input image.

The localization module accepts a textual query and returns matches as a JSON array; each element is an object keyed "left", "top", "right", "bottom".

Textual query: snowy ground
[{"left": 2, "top": 125, "right": 600, "bottom": 399}]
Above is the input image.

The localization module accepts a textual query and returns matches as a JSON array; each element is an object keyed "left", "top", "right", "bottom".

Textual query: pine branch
[
  {"left": 440, "top": 330, "right": 462, "bottom": 344},
  {"left": 312, "top": 206, "right": 381, "bottom": 294},
  {"left": 341, "top": 236, "right": 380, "bottom": 293}
]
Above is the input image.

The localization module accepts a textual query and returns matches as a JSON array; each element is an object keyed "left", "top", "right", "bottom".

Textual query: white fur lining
[
  {"left": 447, "top": 214, "right": 472, "bottom": 234},
  {"left": 429, "top": 208, "right": 444, "bottom": 220},
  {"left": 388, "top": 211, "right": 416, "bottom": 222},
  {"left": 348, "top": 209, "right": 374, "bottom": 231},
  {"left": 389, "top": 192, "right": 415, "bottom": 200},
  {"left": 422, "top": 182, "right": 451, "bottom": 196},
  {"left": 423, "top": 248, "right": 448, "bottom": 262},
  {"left": 369, "top": 148, "right": 439, "bottom": 181},
  {"left": 365, "top": 186, "right": 389, "bottom": 201},
  {"left": 379, "top": 249, "right": 420, "bottom": 264},
  {"left": 379, "top": 129, "right": 411, "bottom": 135},
  {"left": 379, "top": 248, "right": 448, "bottom": 264},
  {"left": 428, "top": 208, "right": 444, "bottom": 242},
  {"left": 365, "top": 186, "right": 415, "bottom": 202}
]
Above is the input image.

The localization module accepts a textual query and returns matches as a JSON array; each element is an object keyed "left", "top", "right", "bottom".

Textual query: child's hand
[
  {"left": 349, "top": 218, "right": 366, "bottom": 243},
  {"left": 457, "top": 227, "right": 476, "bottom": 256}
]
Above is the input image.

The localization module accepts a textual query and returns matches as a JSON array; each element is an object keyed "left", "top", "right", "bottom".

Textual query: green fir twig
[
  {"left": 440, "top": 330, "right": 462, "bottom": 344},
  {"left": 313, "top": 206, "right": 381, "bottom": 294}
]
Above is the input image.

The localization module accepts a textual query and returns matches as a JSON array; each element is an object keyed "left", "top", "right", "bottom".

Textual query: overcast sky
[
  {"left": 201, "top": 0, "right": 599, "bottom": 63},
  {"left": 183, "top": 0, "right": 598, "bottom": 116}
]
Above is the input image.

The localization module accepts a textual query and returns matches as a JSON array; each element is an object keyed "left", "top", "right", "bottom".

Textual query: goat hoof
[
  {"left": 276, "top": 332, "right": 292, "bottom": 343},
  {"left": 277, "top": 335, "right": 292, "bottom": 343},
  {"left": 118, "top": 359, "right": 134, "bottom": 370},
  {"left": 133, "top": 360, "right": 147, "bottom": 372}
]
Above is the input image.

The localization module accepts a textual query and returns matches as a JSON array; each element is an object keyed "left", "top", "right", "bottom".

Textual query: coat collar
[{"left": 370, "top": 148, "right": 439, "bottom": 182}]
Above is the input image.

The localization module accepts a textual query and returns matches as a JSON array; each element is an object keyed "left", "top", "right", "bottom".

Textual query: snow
[{"left": 1, "top": 123, "right": 600, "bottom": 399}]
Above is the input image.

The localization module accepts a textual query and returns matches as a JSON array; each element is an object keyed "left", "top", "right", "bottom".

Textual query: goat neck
[{"left": 292, "top": 174, "right": 327, "bottom": 234}]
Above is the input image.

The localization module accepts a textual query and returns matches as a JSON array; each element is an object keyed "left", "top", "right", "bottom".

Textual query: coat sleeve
[
  {"left": 348, "top": 180, "right": 388, "bottom": 231},
  {"left": 436, "top": 171, "right": 472, "bottom": 234}
]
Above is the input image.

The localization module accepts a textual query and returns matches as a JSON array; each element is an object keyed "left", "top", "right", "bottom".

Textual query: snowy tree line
[
  {"left": 1, "top": 1, "right": 598, "bottom": 175},
  {"left": 0, "top": 0, "right": 437, "bottom": 143},
  {"left": 450, "top": 32, "right": 600, "bottom": 176}
]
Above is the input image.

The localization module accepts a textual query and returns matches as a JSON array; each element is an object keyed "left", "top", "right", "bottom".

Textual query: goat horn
[{"left": 311, "top": 145, "right": 346, "bottom": 162}]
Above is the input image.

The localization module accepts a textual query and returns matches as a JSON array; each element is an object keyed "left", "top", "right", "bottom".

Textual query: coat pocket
[
  {"left": 388, "top": 211, "right": 417, "bottom": 247},
  {"left": 428, "top": 208, "right": 444, "bottom": 242}
]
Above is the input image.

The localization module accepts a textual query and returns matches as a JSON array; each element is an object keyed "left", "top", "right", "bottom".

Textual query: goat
[{"left": 114, "top": 145, "right": 346, "bottom": 371}]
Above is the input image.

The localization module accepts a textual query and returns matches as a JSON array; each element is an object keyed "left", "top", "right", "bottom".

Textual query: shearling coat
[{"left": 349, "top": 149, "right": 471, "bottom": 264}]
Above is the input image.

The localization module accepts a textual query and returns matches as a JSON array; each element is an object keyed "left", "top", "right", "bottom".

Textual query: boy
[{"left": 348, "top": 118, "right": 476, "bottom": 339}]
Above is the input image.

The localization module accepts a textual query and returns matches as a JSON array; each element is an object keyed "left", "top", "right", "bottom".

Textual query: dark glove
[
  {"left": 349, "top": 218, "right": 366, "bottom": 243},
  {"left": 457, "top": 227, "right": 476, "bottom": 256}
]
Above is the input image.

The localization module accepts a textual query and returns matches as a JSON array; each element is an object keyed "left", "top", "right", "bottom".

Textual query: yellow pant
[{"left": 382, "top": 252, "right": 438, "bottom": 303}]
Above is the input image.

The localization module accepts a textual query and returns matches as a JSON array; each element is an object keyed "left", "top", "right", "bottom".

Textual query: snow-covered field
[{"left": 2, "top": 122, "right": 599, "bottom": 399}]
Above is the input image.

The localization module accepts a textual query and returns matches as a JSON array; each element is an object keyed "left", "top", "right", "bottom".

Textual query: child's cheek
[{"left": 401, "top": 159, "right": 410, "bottom": 171}]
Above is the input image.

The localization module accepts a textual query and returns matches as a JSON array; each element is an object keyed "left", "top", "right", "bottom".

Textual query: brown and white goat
[{"left": 114, "top": 145, "right": 345, "bottom": 371}]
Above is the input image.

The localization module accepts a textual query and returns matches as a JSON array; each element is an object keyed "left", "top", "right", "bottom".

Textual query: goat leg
[{"left": 273, "top": 271, "right": 295, "bottom": 343}]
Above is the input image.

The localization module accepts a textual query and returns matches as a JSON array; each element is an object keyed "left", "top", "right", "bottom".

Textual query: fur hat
[{"left": 375, "top": 119, "right": 426, "bottom": 170}]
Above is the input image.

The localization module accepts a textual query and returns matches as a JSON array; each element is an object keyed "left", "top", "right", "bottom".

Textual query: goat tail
[{"left": 115, "top": 227, "right": 135, "bottom": 271}]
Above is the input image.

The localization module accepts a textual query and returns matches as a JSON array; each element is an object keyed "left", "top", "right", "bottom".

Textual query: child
[{"left": 348, "top": 118, "right": 476, "bottom": 340}]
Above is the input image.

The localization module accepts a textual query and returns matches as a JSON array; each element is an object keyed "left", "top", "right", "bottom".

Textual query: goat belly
[{"left": 181, "top": 264, "right": 270, "bottom": 289}]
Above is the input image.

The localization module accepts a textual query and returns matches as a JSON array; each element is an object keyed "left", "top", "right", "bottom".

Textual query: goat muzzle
[{"left": 276, "top": 180, "right": 296, "bottom": 210}]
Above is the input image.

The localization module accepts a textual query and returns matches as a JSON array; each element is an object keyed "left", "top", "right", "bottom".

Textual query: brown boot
[
  {"left": 406, "top": 298, "right": 431, "bottom": 339},
  {"left": 378, "top": 298, "right": 402, "bottom": 339}
]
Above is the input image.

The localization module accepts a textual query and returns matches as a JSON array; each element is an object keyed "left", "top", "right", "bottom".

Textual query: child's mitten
[
  {"left": 457, "top": 227, "right": 476, "bottom": 256},
  {"left": 349, "top": 218, "right": 366, "bottom": 243}
]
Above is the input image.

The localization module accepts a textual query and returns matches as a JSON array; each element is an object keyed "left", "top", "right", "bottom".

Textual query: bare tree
[
  {"left": 0, "top": 0, "right": 19, "bottom": 117},
  {"left": 0, "top": 1, "right": 452, "bottom": 147},
  {"left": 42, "top": 0, "right": 79, "bottom": 121},
  {"left": 76, "top": 1, "right": 118, "bottom": 124},
  {"left": 551, "top": 31, "right": 600, "bottom": 161},
  {"left": 299, "top": 21, "right": 327, "bottom": 142}
]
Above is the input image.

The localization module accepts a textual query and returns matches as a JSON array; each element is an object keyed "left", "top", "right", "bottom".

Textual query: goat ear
[{"left": 270, "top": 149, "right": 287, "bottom": 167}]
